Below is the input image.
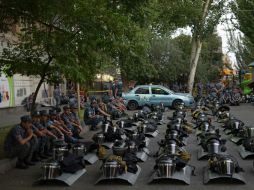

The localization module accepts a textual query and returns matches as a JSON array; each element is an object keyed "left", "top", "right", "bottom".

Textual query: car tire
[
  {"left": 128, "top": 100, "right": 138, "bottom": 110},
  {"left": 172, "top": 99, "right": 183, "bottom": 109}
]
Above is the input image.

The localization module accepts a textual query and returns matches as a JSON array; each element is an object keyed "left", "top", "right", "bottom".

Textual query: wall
[
  {"left": 0, "top": 73, "right": 15, "bottom": 108},
  {"left": 13, "top": 75, "right": 50, "bottom": 106}
]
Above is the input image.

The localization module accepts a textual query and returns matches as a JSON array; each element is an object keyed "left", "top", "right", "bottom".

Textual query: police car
[{"left": 122, "top": 85, "right": 194, "bottom": 110}]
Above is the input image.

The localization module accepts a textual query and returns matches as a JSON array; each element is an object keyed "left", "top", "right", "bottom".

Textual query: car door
[
  {"left": 150, "top": 87, "right": 171, "bottom": 106},
  {"left": 133, "top": 86, "right": 152, "bottom": 106}
]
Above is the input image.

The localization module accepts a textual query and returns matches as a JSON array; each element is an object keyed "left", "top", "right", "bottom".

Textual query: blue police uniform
[
  {"left": 4, "top": 124, "right": 37, "bottom": 164},
  {"left": 57, "top": 113, "right": 79, "bottom": 142},
  {"left": 32, "top": 121, "right": 49, "bottom": 157},
  {"left": 84, "top": 106, "right": 104, "bottom": 129}
]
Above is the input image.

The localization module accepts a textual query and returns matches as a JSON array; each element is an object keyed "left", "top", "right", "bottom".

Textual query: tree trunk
[
  {"left": 187, "top": 0, "right": 211, "bottom": 93},
  {"left": 118, "top": 53, "right": 129, "bottom": 92},
  {"left": 30, "top": 76, "right": 45, "bottom": 113},
  {"left": 121, "top": 71, "right": 129, "bottom": 92},
  {"left": 187, "top": 38, "right": 202, "bottom": 93},
  {"left": 189, "top": 36, "right": 197, "bottom": 71},
  {"left": 30, "top": 57, "right": 52, "bottom": 114}
]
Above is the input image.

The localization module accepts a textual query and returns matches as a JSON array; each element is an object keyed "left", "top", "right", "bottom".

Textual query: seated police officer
[
  {"left": 49, "top": 109, "right": 72, "bottom": 135},
  {"left": 61, "top": 105, "right": 83, "bottom": 139},
  {"left": 84, "top": 99, "right": 110, "bottom": 130},
  {"left": 70, "top": 105, "right": 81, "bottom": 126},
  {"left": 40, "top": 110, "right": 64, "bottom": 140},
  {"left": 31, "top": 111, "right": 50, "bottom": 159},
  {"left": 49, "top": 109, "right": 80, "bottom": 143},
  {"left": 4, "top": 115, "right": 38, "bottom": 169}
]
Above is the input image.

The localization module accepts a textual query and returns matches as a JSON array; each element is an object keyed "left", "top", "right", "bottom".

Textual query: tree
[
  {"left": 0, "top": 0, "right": 227, "bottom": 102},
  {"left": 196, "top": 33, "right": 223, "bottom": 82},
  {"left": 187, "top": 0, "right": 225, "bottom": 93},
  {"left": 231, "top": 0, "right": 254, "bottom": 68},
  {"left": 232, "top": 0, "right": 254, "bottom": 45},
  {"left": 0, "top": 0, "right": 133, "bottom": 111},
  {"left": 147, "top": 33, "right": 223, "bottom": 85},
  {"left": 148, "top": 0, "right": 225, "bottom": 92},
  {"left": 148, "top": 35, "right": 190, "bottom": 84},
  {"left": 106, "top": 0, "right": 156, "bottom": 91}
]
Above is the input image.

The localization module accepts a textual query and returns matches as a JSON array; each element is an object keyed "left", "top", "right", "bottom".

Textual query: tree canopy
[
  {"left": 230, "top": 0, "right": 254, "bottom": 68},
  {"left": 0, "top": 0, "right": 227, "bottom": 99}
]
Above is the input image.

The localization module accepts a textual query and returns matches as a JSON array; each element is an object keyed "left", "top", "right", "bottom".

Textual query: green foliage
[
  {"left": 232, "top": 0, "right": 254, "bottom": 45},
  {"left": 146, "top": 33, "right": 223, "bottom": 84},
  {"left": 195, "top": 33, "right": 223, "bottom": 82},
  {"left": 0, "top": 0, "right": 225, "bottom": 92},
  {"left": 231, "top": 0, "right": 254, "bottom": 68},
  {"left": 148, "top": 35, "right": 189, "bottom": 83}
]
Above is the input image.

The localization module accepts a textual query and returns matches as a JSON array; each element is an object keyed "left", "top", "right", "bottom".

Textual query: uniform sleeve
[
  {"left": 13, "top": 127, "right": 24, "bottom": 142},
  {"left": 73, "top": 113, "right": 80, "bottom": 122},
  {"left": 47, "top": 120, "right": 54, "bottom": 126},
  {"left": 32, "top": 125, "right": 39, "bottom": 132},
  {"left": 95, "top": 107, "right": 101, "bottom": 114},
  {"left": 36, "top": 123, "right": 44, "bottom": 130},
  {"left": 87, "top": 108, "right": 96, "bottom": 118},
  {"left": 61, "top": 114, "right": 70, "bottom": 124}
]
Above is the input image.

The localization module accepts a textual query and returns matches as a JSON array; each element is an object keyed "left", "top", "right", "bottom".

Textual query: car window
[
  {"left": 135, "top": 87, "right": 150, "bottom": 94},
  {"left": 151, "top": 87, "right": 169, "bottom": 95}
]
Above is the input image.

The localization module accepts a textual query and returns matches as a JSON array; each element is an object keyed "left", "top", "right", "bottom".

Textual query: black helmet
[
  {"left": 20, "top": 115, "right": 32, "bottom": 122},
  {"left": 63, "top": 105, "right": 70, "bottom": 110},
  {"left": 40, "top": 110, "right": 48, "bottom": 116},
  {"left": 32, "top": 111, "right": 41, "bottom": 117},
  {"left": 49, "top": 109, "right": 57, "bottom": 116}
]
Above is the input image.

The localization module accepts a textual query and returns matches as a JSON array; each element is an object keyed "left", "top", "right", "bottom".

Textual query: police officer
[
  {"left": 215, "top": 80, "right": 225, "bottom": 102},
  {"left": 49, "top": 109, "right": 79, "bottom": 143},
  {"left": 111, "top": 79, "right": 119, "bottom": 98},
  {"left": 107, "top": 98, "right": 121, "bottom": 119},
  {"left": 70, "top": 105, "right": 81, "bottom": 125},
  {"left": 196, "top": 81, "right": 203, "bottom": 98},
  {"left": 61, "top": 106, "right": 83, "bottom": 139},
  {"left": 31, "top": 111, "right": 50, "bottom": 159},
  {"left": 53, "top": 86, "right": 61, "bottom": 107},
  {"left": 40, "top": 110, "right": 64, "bottom": 140},
  {"left": 4, "top": 115, "right": 38, "bottom": 169},
  {"left": 84, "top": 100, "right": 109, "bottom": 130}
]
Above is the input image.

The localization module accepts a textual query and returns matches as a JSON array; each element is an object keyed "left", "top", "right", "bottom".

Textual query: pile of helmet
[
  {"left": 192, "top": 102, "right": 246, "bottom": 184},
  {"left": 193, "top": 110, "right": 227, "bottom": 160},
  {"left": 41, "top": 139, "right": 86, "bottom": 181},
  {"left": 149, "top": 103, "right": 194, "bottom": 185},
  {"left": 217, "top": 110, "right": 254, "bottom": 159},
  {"left": 95, "top": 105, "right": 166, "bottom": 185}
]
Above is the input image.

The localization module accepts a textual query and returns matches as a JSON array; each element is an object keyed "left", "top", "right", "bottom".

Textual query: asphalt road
[{"left": 1, "top": 103, "right": 254, "bottom": 190}]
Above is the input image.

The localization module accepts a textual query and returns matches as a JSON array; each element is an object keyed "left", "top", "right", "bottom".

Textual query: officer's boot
[
  {"left": 16, "top": 158, "right": 29, "bottom": 169},
  {"left": 25, "top": 151, "right": 36, "bottom": 166},
  {"left": 32, "top": 151, "right": 42, "bottom": 162}
]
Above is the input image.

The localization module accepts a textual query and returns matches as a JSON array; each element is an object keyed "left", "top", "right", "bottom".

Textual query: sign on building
[{"left": 0, "top": 73, "right": 15, "bottom": 108}]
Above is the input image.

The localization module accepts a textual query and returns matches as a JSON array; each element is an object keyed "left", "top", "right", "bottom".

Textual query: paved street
[{"left": 1, "top": 104, "right": 254, "bottom": 190}]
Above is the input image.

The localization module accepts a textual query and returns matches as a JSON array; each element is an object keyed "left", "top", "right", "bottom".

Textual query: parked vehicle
[{"left": 122, "top": 85, "right": 195, "bottom": 110}]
